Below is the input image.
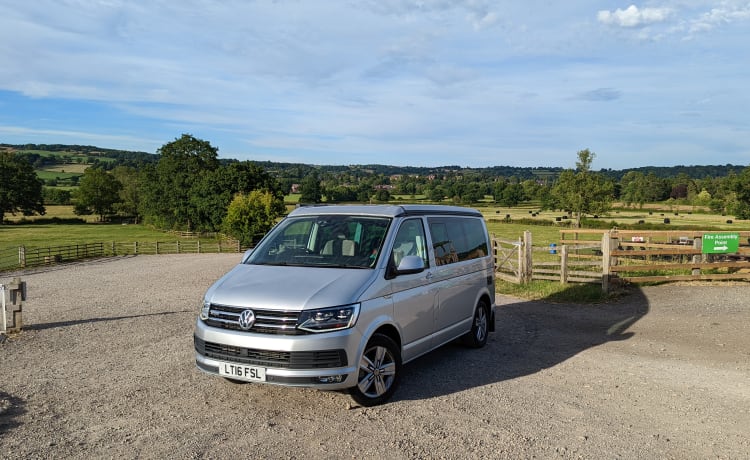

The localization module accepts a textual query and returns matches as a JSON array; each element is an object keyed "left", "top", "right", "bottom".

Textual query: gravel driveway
[{"left": 1, "top": 254, "right": 748, "bottom": 458}]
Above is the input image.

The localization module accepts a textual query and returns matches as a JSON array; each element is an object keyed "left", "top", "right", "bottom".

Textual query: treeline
[
  {"left": 5, "top": 142, "right": 745, "bottom": 184},
  {"left": 1, "top": 143, "right": 157, "bottom": 170},
  {"left": 1, "top": 136, "right": 285, "bottom": 246},
  {"left": 3, "top": 139, "right": 750, "bottom": 237}
]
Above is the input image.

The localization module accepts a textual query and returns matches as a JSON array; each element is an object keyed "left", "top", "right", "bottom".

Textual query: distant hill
[{"left": 2, "top": 143, "right": 746, "bottom": 180}]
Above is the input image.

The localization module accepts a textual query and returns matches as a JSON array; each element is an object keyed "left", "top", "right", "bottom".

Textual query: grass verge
[{"left": 496, "top": 279, "right": 628, "bottom": 303}]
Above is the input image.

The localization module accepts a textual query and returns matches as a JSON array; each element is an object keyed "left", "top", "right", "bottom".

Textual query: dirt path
[{"left": 1, "top": 254, "right": 748, "bottom": 458}]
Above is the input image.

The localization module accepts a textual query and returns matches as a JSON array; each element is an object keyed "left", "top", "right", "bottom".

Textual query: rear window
[{"left": 428, "top": 217, "right": 488, "bottom": 266}]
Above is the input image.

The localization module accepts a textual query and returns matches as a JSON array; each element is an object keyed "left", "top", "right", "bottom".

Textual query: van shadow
[
  {"left": 24, "top": 310, "right": 193, "bottom": 331},
  {"left": 395, "top": 286, "right": 649, "bottom": 402},
  {"left": 0, "top": 392, "right": 26, "bottom": 436}
]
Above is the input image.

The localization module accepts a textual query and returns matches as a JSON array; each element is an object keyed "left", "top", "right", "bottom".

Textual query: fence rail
[
  {"left": 0, "top": 239, "right": 241, "bottom": 272},
  {"left": 493, "top": 229, "right": 750, "bottom": 291}
]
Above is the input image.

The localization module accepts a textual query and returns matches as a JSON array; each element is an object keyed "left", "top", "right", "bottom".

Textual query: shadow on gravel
[
  {"left": 0, "top": 392, "right": 26, "bottom": 436},
  {"left": 25, "top": 310, "right": 194, "bottom": 331},
  {"left": 395, "top": 286, "right": 649, "bottom": 402}
]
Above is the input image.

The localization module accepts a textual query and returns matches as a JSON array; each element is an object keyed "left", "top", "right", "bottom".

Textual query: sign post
[{"left": 702, "top": 233, "right": 740, "bottom": 254}]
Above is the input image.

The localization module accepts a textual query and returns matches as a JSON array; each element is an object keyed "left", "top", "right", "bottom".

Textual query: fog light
[{"left": 318, "top": 375, "right": 345, "bottom": 384}]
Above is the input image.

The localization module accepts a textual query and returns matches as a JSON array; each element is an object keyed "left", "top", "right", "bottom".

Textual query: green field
[
  {"left": 0, "top": 223, "right": 185, "bottom": 248},
  {"left": 4, "top": 202, "right": 745, "bottom": 251},
  {"left": 1, "top": 206, "right": 222, "bottom": 248}
]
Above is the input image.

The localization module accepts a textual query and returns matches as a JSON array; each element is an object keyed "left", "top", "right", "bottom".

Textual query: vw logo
[{"left": 238, "top": 309, "right": 256, "bottom": 330}]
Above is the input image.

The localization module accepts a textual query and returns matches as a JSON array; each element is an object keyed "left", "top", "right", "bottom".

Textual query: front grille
[
  {"left": 194, "top": 337, "right": 347, "bottom": 369},
  {"left": 205, "top": 303, "right": 304, "bottom": 335}
]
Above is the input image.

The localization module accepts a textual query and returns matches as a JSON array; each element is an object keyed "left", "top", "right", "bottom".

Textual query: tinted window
[{"left": 428, "top": 217, "right": 488, "bottom": 265}]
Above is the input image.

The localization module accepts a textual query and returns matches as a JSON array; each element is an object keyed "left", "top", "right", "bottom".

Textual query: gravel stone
[{"left": 1, "top": 254, "right": 749, "bottom": 458}]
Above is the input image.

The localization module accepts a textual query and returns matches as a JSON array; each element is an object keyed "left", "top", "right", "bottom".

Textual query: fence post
[
  {"left": 197, "top": 240, "right": 201, "bottom": 254},
  {"left": 560, "top": 245, "right": 568, "bottom": 284},
  {"left": 155, "top": 241, "right": 159, "bottom": 255},
  {"left": 601, "top": 232, "right": 611, "bottom": 293},
  {"left": 134, "top": 242, "right": 138, "bottom": 254},
  {"left": 522, "top": 230, "right": 532, "bottom": 283},
  {"left": 18, "top": 246, "right": 26, "bottom": 268},
  {"left": 692, "top": 237, "right": 702, "bottom": 276}
]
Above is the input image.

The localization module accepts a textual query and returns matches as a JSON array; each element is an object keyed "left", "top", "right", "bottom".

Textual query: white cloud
[
  {"left": 688, "top": 3, "right": 750, "bottom": 34},
  {"left": 597, "top": 5, "right": 672, "bottom": 28}
]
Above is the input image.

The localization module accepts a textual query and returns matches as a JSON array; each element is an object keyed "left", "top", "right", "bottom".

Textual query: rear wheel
[
  {"left": 349, "top": 333, "right": 401, "bottom": 406},
  {"left": 463, "top": 300, "right": 489, "bottom": 348}
]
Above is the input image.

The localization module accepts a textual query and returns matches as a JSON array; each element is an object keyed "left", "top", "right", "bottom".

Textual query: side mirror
[
  {"left": 241, "top": 248, "right": 254, "bottom": 264},
  {"left": 386, "top": 255, "right": 425, "bottom": 279}
]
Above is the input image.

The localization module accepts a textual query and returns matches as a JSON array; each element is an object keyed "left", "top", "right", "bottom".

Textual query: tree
[
  {"left": 222, "top": 190, "right": 285, "bottom": 247},
  {"left": 730, "top": 166, "right": 750, "bottom": 219},
  {"left": 140, "top": 134, "right": 220, "bottom": 230},
  {"left": 111, "top": 166, "right": 142, "bottom": 222},
  {"left": 0, "top": 151, "right": 45, "bottom": 222},
  {"left": 499, "top": 182, "right": 524, "bottom": 207},
  {"left": 74, "top": 167, "right": 123, "bottom": 222},
  {"left": 548, "top": 149, "right": 614, "bottom": 227},
  {"left": 619, "top": 171, "right": 648, "bottom": 208},
  {"left": 374, "top": 189, "right": 391, "bottom": 202},
  {"left": 427, "top": 185, "right": 446, "bottom": 202},
  {"left": 299, "top": 172, "right": 322, "bottom": 204}
]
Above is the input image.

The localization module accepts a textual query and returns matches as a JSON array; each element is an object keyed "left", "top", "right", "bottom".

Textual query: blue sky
[{"left": 0, "top": 1, "right": 748, "bottom": 169}]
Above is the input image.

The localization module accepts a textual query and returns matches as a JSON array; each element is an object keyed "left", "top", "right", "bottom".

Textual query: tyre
[
  {"left": 349, "top": 333, "right": 401, "bottom": 406},
  {"left": 463, "top": 300, "right": 489, "bottom": 348}
]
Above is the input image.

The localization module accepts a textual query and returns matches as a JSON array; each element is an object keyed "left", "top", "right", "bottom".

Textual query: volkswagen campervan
[{"left": 195, "top": 204, "right": 495, "bottom": 406}]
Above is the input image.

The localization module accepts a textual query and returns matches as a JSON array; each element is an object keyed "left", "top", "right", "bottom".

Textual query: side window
[
  {"left": 429, "top": 220, "right": 458, "bottom": 266},
  {"left": 391, "top": 219, "right": 428, "bottom": 267},
  {"left": 461, "top": 219, "right": 489, "bottom": 260},
  {"left": 429, "top": 217, "right": 488, "bottom": 265}
]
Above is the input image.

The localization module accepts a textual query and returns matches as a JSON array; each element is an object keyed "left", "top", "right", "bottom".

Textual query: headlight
[
  {"left": 298, "top": 304, "right": 360, "bottom": 333},
  {"left": 199, "top": 300, "right": 210, "bottom": 321}
]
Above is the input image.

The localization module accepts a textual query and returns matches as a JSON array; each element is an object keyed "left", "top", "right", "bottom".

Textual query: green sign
[{"left": 702, "top": 232, "right": 740, "bottom": 254}]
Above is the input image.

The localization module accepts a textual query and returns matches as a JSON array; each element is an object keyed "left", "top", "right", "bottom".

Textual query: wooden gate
[{"left": 492, "top": 234, "right": 524, "bottom": 283}]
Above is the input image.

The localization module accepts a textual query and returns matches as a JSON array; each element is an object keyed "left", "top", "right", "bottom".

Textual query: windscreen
[{"left": 246, "top": 215, "right": 391, "bottom": 268}]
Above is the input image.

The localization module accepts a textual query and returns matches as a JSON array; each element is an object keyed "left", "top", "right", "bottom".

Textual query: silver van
[{"left": 194, "top": 204, "right": 496, "bottom": 406}]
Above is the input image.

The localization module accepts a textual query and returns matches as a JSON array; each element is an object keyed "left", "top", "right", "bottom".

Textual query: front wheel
[
  {"left": 463, "top": 300, "right": 489, "bottom": 348},
  {"left": 349, "top": 333, "right": 401, "bottom": 406}
]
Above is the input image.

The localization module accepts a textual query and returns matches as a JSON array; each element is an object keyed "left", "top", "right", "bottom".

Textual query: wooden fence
[
  {"left": 0, "top": 239, "right": 241, "bottom": 272},
  {"left": 493, "top": 229, "right": 750, "bottom": 291}
]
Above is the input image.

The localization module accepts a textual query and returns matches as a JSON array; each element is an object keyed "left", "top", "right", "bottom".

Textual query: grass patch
[
  {"left": 496, "top": 279, "right": 624, "bottom": 303},
  {"left": 0, "top": 223, "right": 200, "bottom": 249},
  {"left": 40, "top": 164, "right": 89, "bottom": 174}
]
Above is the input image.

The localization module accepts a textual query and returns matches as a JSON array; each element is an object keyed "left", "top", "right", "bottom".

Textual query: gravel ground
[{"left": 1, "top": 254, "right": 749, "bottom": 459}]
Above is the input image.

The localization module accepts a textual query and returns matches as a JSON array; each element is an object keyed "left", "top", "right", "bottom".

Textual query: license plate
[{"left": 218, "top": 362, "right": 266, "bottom": 382}]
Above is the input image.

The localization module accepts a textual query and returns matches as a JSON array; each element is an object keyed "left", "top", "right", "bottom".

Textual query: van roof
[{"left": 288, "top": 204, "right": 483, "bottom": 218}]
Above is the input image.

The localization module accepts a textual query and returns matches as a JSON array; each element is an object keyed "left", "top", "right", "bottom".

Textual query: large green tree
[
  {"left": 0, "top": 151, "right": 45, "bottom": 222},
  {"left": 548, "top": 149, "right": 614, "bottom": 227},
  {"left": 140, "top": 134, "right": 221, "bottom": 230},
  {"left": 74, "top": 167, "right": 123, "bottom": 222}
]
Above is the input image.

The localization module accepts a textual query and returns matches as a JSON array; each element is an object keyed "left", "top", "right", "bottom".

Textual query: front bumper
[{"left": 193, "top": 318, "right": 361, "bottom": 390}]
